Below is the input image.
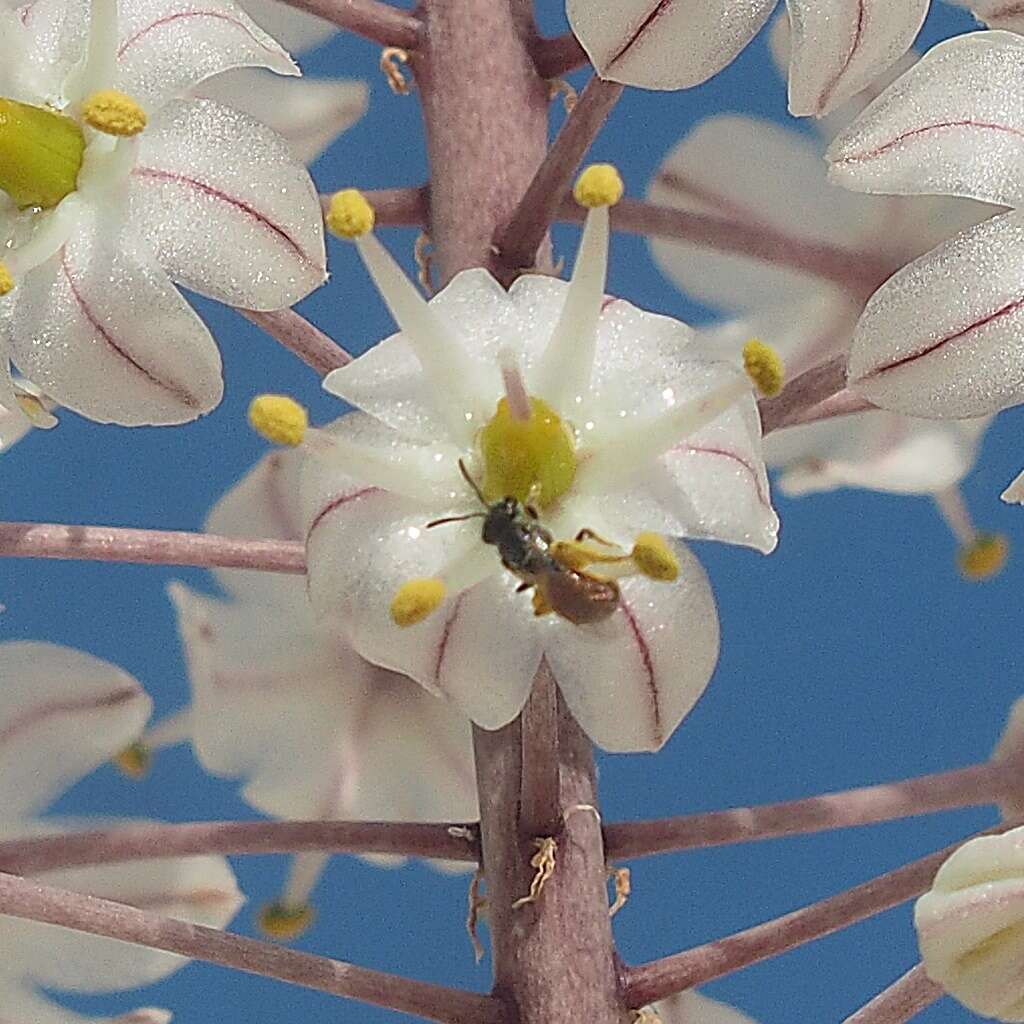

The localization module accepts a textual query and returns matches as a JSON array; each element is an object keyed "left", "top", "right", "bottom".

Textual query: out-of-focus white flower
[
  {"left": 565, "top": 2, "right": 928, "bottom": 116},
  {"left": 652, "top": 990, "right": 759, "bottom": 1023},
  {"left": 915, "top": 825, "right": 1024, "bottom": 1021},
  {"left": 0, "top": 0, "right": 326, "bottom": 426},
  {"left": 197, "top": 0, "right": 367, "bottom": 165},
  {"left": 156, "top": 447, "right": 477, "bottom": 934},
  {"left": 950, "top": 0, "right": 1024, "bottom": 32},
  {"left": 0, "top": 641, "right": 243, "bottom": 1023},
  {"left": 0, "top": 375, "right": 56, "bottom": 453},
  {"left": 289, "top": 171, "right": 777, "bottom": 755},
  {"left": 648, "top": 41, "right": 1002, "bottom": 570}
]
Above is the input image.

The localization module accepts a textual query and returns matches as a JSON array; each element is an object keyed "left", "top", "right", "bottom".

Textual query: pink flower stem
[
  {"left": 319, "top": 187, "right": 429, "bottom": 228},
  {"left": 0, "top": 871, "right": 506, "bottom": 1024},
  {"left": 0, "top": 820, "right": 478, "bottom": 876},
  {"left": 758, "top": 354, "right": 849, "bottom": 436},
  {"left": 783, "top": 388, "right": 876, "bottom": 429},
  {"left": 843, "top": 964, "right": 944, "bottom": 1024},
  {"left": 558, "top": 197, "right": 891, "bottom": 298},
  {"left": 604, "top": 761, "right": 1011, "bottom": 861},
  {"left": 530, "top": 31, "right": 589, "bottom": 79},
  {"left": 0, "top": 522, "right": 305, "bottom": 574},
  {"left": 276, "top": 0, "right": 420, "bottom": 49},
  {"left": 621, "top": 819, "right": 1019, "bottom": 1008},
  {"left": 519, "top": 663, "right": 563, "bottom": 837},
  {"left": 238, "top": 308, "right": 354, "bottom": 377},
  {"left": 495, "top": 76, "right": 624, "bottom": 277}
]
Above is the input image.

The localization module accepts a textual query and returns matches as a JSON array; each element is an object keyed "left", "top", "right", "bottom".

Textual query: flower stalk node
[
  {"left": 959, "top": 533, "right": 1009, "bottom": 582},
  {"left": 608, "top": 865, "right": 631, "bottom": 917},
  {"left": 81, "top": 90, "right": 147, "bottom": 137},
  {"left": 379, "top": 47, "right": 412, "bottom": 96},
  {"left": 326, "top": 188, "right": 376, "bottom": 239},
  {"left": 248, "top": 394, "right": 308, "bottom": 447},
  {"left": 466, "top": 869, "right": 486, "bottom": 963},
  {"left": 574, "top": 163, "right": 624, "bottom": 209},
  {"left": 742, "top": 339, "right": 784, "bottom": 398},
  {"left": 258, "top": 901, "right": 315, "bottom": 941},
  {"left": 512, "top": 836, "right": 557, "bottom": 909},
  {"left": 112, "top": 741, "right": 151, "bottom": 779},
  {"left": 391, "top": 578, "right": 446, "bottom": 626}
]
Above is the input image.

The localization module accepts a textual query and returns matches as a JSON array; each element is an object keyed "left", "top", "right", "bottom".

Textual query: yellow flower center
[
  {"left": 478, "top": 396, "right": 576, "bottom": 507},
  {"left": 0, "top": 98, "right": 85, "bottom": 209}
]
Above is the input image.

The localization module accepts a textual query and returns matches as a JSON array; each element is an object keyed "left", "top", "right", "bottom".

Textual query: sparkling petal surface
[
  {"left": 916, "top": 826, "right": 1024, "bottom": 1021},
  {"left": 7, "top": 201, "right": 224, "bottom": 425},
  {"left": 785, "top": 0, "right": 928, "bottom": 116},
  {"left": 0, "top": 642, "right": 150, "bottom": 821},
  {"left": 131, "top": 98, "right": 326, "bottom": 310},
  {"left": 847, "top": 209, "right": 1024, "bottom": 418},
  {"left": 544, "top": 562, "right": 719, "bottom": 753},
  {"left": 115, "top": 0, "right": 298, "bottom": 114},
  {"left": 566, "top": 0, "right": 776, "bottom": 90},
  {"left": 195, "top": 70, "right": 367, "bottom": 164},
  {"left": 827, "top": 31, "right": 1024, "bottom": 206}
]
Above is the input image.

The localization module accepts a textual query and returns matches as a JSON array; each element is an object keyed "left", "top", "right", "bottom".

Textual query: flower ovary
[{"left": 0, "top": 98, "right": 85, "bottom": 209}]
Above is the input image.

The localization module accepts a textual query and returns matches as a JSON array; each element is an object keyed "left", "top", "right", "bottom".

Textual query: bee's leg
[
  {"left": 574, "top": 527, "right": 618, "bottom": 547},
  {"left": 516, "top": 582, "right": 532, "bottom": 593},
  {"left": 532, "top": 589, "right": 554, "bottom": 617}
]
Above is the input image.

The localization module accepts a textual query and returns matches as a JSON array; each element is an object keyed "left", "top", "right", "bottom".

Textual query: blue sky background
[{"left": 1, "top": 2, "right": 1019, "bottom": 1021}]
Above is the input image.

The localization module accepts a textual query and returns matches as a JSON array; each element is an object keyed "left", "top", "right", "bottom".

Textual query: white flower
[
  {"left": 653, "top": 990, "right": 759, "bottom": 1023},
  {"left": 826, "top": 30, "right": 1024, "bottom": 501},
  {"left": 915, "top": 825, "right": 1024, "bottom": 1021},
  {"left": 565, "top": 2, "right": 928, "bottom": 116},
  {"left": 0, "top": 0, "right": 326, "bottom": 426},
  {"left": 0, "top": 641, "right": 243, "bottom": 1024},
  {"left": 648, "top": 43, "right": 996, "bottom": 523},
  {"left": 197, "top": 0, "right": 367, "bottom": 165},
  {"left": 0, "top": 374, "right": 55, "bottom": 452},
  {"left": 161, "top": 447, "right": 477, "bottom": 930},
  {"left": 294, "top": 175, "right": 777, "bottom": 754}
]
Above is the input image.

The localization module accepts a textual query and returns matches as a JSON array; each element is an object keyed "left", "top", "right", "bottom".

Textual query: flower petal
[
  {"left": 238, "top": 0, "right": 335, "bottom": 52},
  {"left": 0, "top": 985, "right": 170, "bottom": 1024},
  {"left": 566, "top": 0, "right": 776, "bottom": 90},
  {"left": 131, "top": 98, "right": 326, "bottom": 310},
  {"left": 115, "top": 0, "right": 298, "bottom": 114},
  {"left": 1003, "top": 466, "right": 1024, "bottom": 504},
  {"left": 544, "top": 561, "right": 719, "bottom": 753},
  {"left": 0, "top": 642, "right": 150, "bottom": 821},
  {"left": 847, "top": 208, "right": 1024, "bottom": 418},
  {"left": 203, "top": 447, "right": 308, "bottom": 603},
  {"left": 431, "top": 574, "right": 544, "bottom": 731},
  {"left": 778, "top": 413, "right": 988, "bottom": 495},
  {"left": 827, "top": 30, "right": 1024, "bottom": 207},
  {"left": 15, "top": 0, "right": 88, "bottom": 105},
  {"left": 11, "top": 852, "right": 241, "bottom": 992},
  {"left": 195, "top": 70, "right": 367, "bottom": 164},
  {"left": 7, "top": 202, "right": 223, "bottom": 425},
  {"left": 785, "top": 0, "right": 927, "bottom": 117},
  {"left": 649, "top": 116, "right": 876, "bottom": 313},
  {"left": 655, "top": 990, "right": 760, "bottom": 1024},
  {"left": 952, "top": 0, "right": 1024, "bottom": 33}
]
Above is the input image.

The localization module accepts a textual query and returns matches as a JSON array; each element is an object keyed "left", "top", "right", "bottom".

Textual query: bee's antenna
[
  {"left": 426, "top": 512, "right": 486, "bottom": 529},
  {"left": 458, "top": 458, "right": 488, "bottom": 508}
]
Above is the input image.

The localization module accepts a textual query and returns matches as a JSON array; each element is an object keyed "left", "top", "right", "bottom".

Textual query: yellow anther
[
  {"left": 326, "top": 188, "right": 375, "bottom": 239},
  {"left": 391, "top": 578, "right": 446, "bottom": 626},
  {"left": 0, "top": 98, "right": 85, "bottom": 209},
  {"left": 81, "top": 90, "right": 147, "bottom": 137},
  {"left": 0, "top": 263, "right": 12, "bottom": 297},
  {"left": 479, "top": 396, "right": 576, "bottom": 507},
  {"left": 259, "top": 901, "right": 315, "bottom": 941},
  {"left": 742, "top": 338, "right": 785, "bottom": 397},
  {"left": 959, "top": 533, "right": 1009, "bottom": 581},
  {"left": 574, "top": 163, "right": 624, "bottom": 209},
  {"left": 631, "top": 532, "right": 679, "bottom": 582},
  {"left": 248, "top": 394, "right": 308, "bottom": 447},
  {"left": 113, "top": 742, "right": 151, "bottom": 780}
]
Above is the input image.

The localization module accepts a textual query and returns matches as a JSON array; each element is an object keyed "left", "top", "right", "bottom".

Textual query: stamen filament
[
  {"left": 143, "top": 709, "right": 192, "bottom": 751},
  {"left": 5, "top": 194, "right": 82, "bottom": 277},
  {"left": 282, "top": 850, "right": 331, "bottom": 910},
  {"left": 67, "top": 0, "right": 119, "bottom": 106}
]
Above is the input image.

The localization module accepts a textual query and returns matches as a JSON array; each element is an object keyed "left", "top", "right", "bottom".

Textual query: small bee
[{"left": 428, "top": 461, "right": 620, "bottom": 626}]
